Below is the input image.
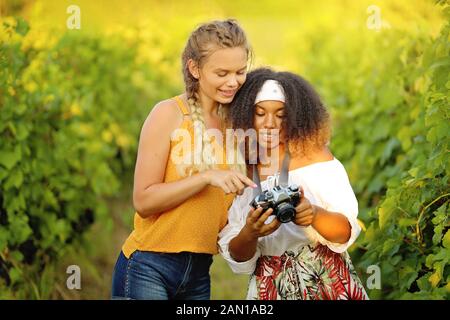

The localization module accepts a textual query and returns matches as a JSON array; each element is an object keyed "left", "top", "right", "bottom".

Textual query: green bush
[
  {"left": 0, "top": 17, "right": 177, "bottom": 298},
  {"left": 297, "top": 3, "right": 449, "bottom": 299}
]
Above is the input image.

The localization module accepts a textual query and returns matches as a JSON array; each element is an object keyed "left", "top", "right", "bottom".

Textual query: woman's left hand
[{"left": 293, "top": 194, "right": 317, "bottom": 227}]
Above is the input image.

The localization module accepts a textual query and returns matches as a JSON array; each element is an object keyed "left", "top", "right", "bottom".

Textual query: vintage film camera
[{"left": 250, "top": 184, "right": 301, "bottom": 223}]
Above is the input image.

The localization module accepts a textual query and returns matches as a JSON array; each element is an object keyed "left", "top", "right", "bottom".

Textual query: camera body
[{"left": 250, "top": 184, "right": 301, "bottom": 223}]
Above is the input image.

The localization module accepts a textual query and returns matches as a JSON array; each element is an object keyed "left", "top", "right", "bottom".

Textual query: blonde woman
[{"left": 111, "top": 19, "right": 255, "bottom": 300}]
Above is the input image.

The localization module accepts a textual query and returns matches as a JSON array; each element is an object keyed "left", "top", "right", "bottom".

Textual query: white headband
[{"left": 254, "top": 79, "right": 285, "bottom": 104}]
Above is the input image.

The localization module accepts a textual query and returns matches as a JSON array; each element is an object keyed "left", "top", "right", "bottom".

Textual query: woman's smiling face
[
  {"left": 190, "top": 46, "right": 248, "bottom": 105},
  {"left": 254, "top": 100, "right": 285, "bottom": 150}
]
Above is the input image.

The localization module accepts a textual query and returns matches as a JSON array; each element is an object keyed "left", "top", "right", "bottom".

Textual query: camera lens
[{"left": 275, "top": 202, "right": 296, "bottom": 223}]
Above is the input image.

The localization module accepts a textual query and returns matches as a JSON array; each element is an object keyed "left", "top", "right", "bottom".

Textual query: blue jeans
[{"left": 111, "top": 250, "right": 213, "bottom": 300}]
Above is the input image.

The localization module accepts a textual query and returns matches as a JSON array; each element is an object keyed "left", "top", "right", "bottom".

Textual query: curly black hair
[{"left": 229, "top": 67, "right": 330, "bottom": 156}]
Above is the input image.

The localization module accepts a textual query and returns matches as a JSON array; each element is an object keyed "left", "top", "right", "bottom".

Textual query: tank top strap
[{"left": 173, "top": 95, "right": 190, "bottom": 116}]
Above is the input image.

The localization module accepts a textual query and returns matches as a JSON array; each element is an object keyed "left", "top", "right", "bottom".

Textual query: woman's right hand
[
  {"left": 228, "top": 207, "right": 281, "bottom": 262},
  {"left": 242, "top": 207, "right": 281, "bottom": 239},
  {"left": 201, "top": 169, "right": 257, "bottom": 195}
]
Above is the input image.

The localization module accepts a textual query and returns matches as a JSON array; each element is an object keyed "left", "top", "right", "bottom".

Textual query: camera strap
[
  {"left": 278, "top": 146, "right": 291, "bottom": 187},
  {"left": 252, "top": 146, "right": 291, "bottom": 199}
]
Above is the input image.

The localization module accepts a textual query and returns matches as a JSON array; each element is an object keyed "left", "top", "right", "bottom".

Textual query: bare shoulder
[
  {"left": 147, "top": 98, "right": 183, "bottom": 123},
  {"left": 291, "top": 145, "right": 334, "bottom": 169},
  {"left": 310, "top": 146, "right": 334, "bottom": 162},
  {"left": 142, "top": 97, "right": 185, "bottom": 134}
]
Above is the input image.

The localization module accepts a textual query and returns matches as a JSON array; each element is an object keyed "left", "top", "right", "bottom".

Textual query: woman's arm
[
  {"left": 292, "top": 146, "right": 352, "bottom": 244},
  {"left": 133, "top": 99, "right": 255, "bottom": 219},
  {"left": 132, "top": 99, "right": 201, "bottom": 218},
  {"left": 218, "top": 199, "right": 262, "bottom": 274},
  {"left": 311, "top": 206, "right": 351, "bottom": 243},
  {"left": 294, "top": 196, "right": 351, "bottom": 244},
  {"left": 229, "top": 207, "right": 280, "bottom": 262},
  {"left": 229, "top": 232, "right": 258, "bottom": 262}
]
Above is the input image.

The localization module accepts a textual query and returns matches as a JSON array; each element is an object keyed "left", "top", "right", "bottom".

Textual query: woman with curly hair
[{"left": 218, "top": 68, "right": 368, "bottom": 300}]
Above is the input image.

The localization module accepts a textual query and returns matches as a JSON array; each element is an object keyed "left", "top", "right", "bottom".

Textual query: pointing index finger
[{"left": 237, "top": 173, "right": 257, "bottom": 188}]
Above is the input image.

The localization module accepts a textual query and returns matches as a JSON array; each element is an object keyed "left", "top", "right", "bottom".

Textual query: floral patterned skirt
[{"left": 248, "top": 244, "right": 368, "bottom": 300}]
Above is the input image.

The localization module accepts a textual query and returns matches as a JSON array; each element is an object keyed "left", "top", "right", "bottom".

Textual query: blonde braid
[
  {"left": 175, "top": 97, "right": 246, "bottom": 177},
  {"left": 190, "top": 97, "right": 217, "bottom": 170},
  {"left": 177, "top": 19, "right": 251, "bottom": 177}
]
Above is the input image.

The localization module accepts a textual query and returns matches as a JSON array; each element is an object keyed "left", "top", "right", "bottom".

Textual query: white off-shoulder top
[{"left": 218, "top": 158, "right": 361, "bottom": 274}]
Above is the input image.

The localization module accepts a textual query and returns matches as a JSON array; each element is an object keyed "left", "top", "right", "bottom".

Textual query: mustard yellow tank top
[{"left": 122, "top": 96, "right": 235, "bottom": 258}]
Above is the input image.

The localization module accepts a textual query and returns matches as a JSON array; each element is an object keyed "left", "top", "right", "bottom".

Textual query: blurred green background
[{"left": 0, "top": 0, "right": 448, "bottom": 299}]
